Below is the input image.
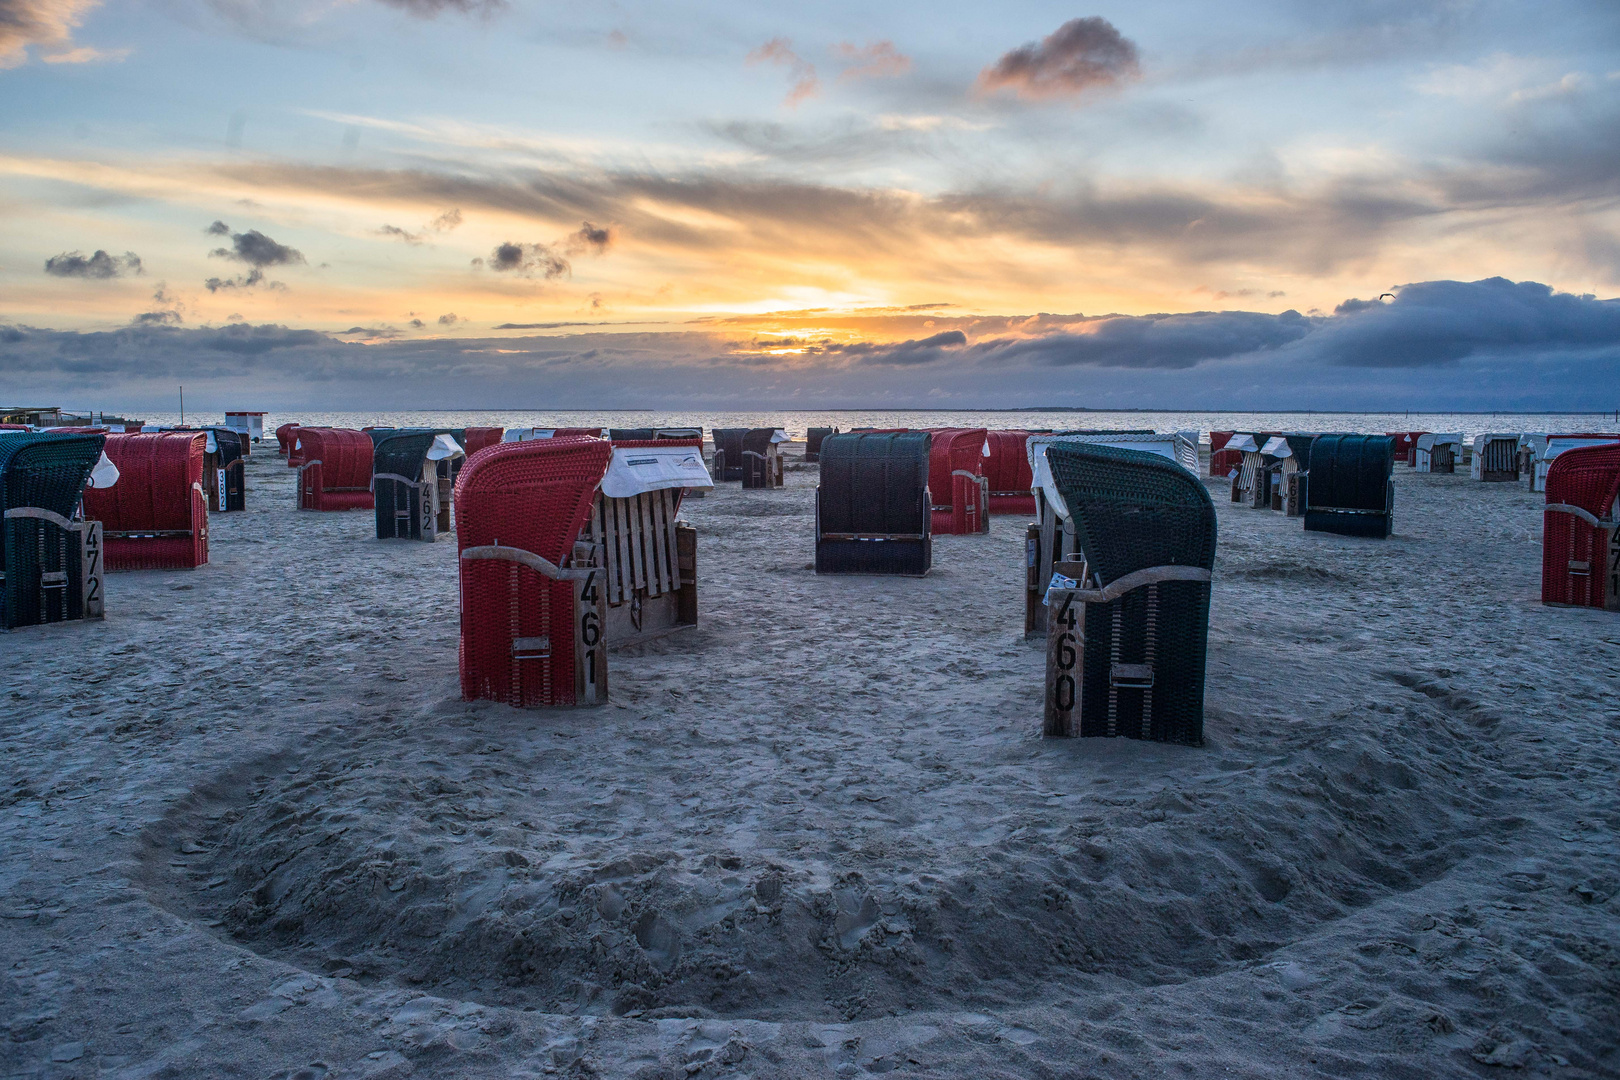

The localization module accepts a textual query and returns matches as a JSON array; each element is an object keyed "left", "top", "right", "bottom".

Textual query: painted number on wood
[
  {"left": 80, "top": 520, "right": 104, "bottom": 619},
  {"left": 1044, "top": 590, "right": 1081, "bottom": 736}
]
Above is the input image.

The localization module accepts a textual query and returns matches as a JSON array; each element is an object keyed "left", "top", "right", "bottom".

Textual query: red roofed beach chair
[
  {"left": 928, "top": 427, "right": 989, "bottom": 534},
  {"left": 1209, "top": 431, "right": 1241, "bottom": 478},
  {"left": 1531, "top": 434, "right": 1620, "bottom": 493},
  {"left": 457, "top": 438, "right": 613, "bottom": 707},
  {"left": 1385, "top": 432, "right": 1425, "bottom": 466},
  {"left": 1542, "top": 442, "right": 1620, "bottom": 610},
  {"left": 461, "top": 427, "right": 505, "bottom": 458},
  {"left": 82, "top": 432, "right": 208, "bottom": 571},
  {"left": 984, "top": 430, "right": 1036, "bottom": 515},
  {"left": 277, "top": 423, "right": 300, "bottom": 461},
  {"left": 295, "top": 428, "right": 375, "bottom": 511}
]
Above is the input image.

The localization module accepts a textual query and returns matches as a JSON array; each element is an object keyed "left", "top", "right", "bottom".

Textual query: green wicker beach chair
[
  {"left": 1, "top": 432, "right": 108, "bottom": 630},
  {"left": 1041, "top": 442, "right": 1216, "bottom": 745},
  {"left": 373, "top": 430, "right": 452, "bottom": 541}
]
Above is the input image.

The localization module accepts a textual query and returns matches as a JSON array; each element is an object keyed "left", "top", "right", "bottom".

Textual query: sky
[{"left": 2, "top": 0, "right": 1619, "bottom": 411}]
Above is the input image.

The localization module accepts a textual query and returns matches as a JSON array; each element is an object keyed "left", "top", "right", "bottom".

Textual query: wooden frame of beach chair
[
  {"left": 1, "top": 433, "right": 108, "bottom": 630},
  {"left": 815, "top": 431, "right": 932, "bottom": 576},
  {"left": 1224, "top": 434, "right": 1272, "bottom": 507},
  {"left": 295, "top": 428, "right": 375, "bottom": 512},
  {"left": 1541, "top": 441, "right": 1620, "bottom": 610},
  {"left": 1040, "top": 443, "right": 1215, "bottom": 746},
  {"left": 1303, "top": 434, "right": 1394, "bottom": 538},
  {"left": 1471, "top": 434, "right": 1520, "bottom": 482},
  {"left": 83, "top": 432, "right": 209, "bottom": 571},
  {"left": 456, "top": 437, "right": 612, "bottom": 707}
]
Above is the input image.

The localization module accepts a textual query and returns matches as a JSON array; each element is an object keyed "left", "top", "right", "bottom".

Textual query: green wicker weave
[
  {"left": 1, "top": 432, "right": 106, "bottom": 629},
  {"left": 1044, "top": 442, "right": 1217, "bottom": 745}
]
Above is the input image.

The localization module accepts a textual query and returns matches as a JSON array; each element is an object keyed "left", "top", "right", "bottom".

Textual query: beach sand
[{"left": 2, "top": 450, "right": 1617, "bottom": 1079}]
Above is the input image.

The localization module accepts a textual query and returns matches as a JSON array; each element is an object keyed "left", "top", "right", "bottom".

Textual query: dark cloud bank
[{"left": 3, "top": 278, "right": 1616, "bottom": 411}]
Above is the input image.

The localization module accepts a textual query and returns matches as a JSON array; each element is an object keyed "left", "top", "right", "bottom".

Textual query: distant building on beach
[{"left": 0, "top": 406, "right": 144, "bottom": 430}]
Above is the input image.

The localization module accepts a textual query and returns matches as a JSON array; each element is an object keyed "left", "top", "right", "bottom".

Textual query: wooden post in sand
[{"left": 1043, "top": 559, "right": 1087, "bottom": 737}]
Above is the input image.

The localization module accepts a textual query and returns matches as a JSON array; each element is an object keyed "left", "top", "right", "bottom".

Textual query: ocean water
[{"left": 143, "top": 409, "right": 1620, "bottom": 444}]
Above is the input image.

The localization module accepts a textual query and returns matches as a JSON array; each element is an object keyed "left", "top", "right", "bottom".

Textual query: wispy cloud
[
  {"left": 833, "top": 40, "right": 911, "bottom": 82},
  {"left": 0, "top": 0, "right": 105, "bottom": 68},
  {"left": 748, "top": 37, "right": 820, "bottom": 108}
]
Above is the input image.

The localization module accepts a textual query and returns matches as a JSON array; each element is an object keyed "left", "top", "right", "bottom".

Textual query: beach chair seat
[
  {"left": 816, "top": 432, "right": 932, "bottom": 575},
  {"left": 1, "top": 432, "right": 110, "bottom": 629},
  {"left": 1040, "top": 443, "right": 1216, "bottom": 745},
  {"left": 805, "top": 426, "right": 838, "bottom": 463},
  {"left": 711, "top": 428, "right": 746, "bottom": 482},
  {"left": 984, "top": 430, "right": 1036, "bottom": 515},
  {"left": 82, "top": 432, "right": 209, "bottom": 571},
  {"left": 1542, "top": 442, "right": 1620, "bottom": 610},
  {"left": 295, "top": 428, "right": 375, "bottom": 511},
  {"left": 1303, "top": 434, "right": 1394, "bottom": 537},
  {"left": 456, "top": 437, "right": 612, "bottom": 707}
]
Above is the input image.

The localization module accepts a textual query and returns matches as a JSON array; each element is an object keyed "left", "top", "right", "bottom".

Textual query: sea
[{"left": 137, "top": 409, "right": 1620, "bottom": 444}]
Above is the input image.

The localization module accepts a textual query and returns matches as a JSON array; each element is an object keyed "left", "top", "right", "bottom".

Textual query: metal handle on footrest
[
  {"left": 512, "top": 636, "right": 552, "bottom": 660},
  {"left": 1110, "top": 662, "right": 1154, "bottom": 689}
]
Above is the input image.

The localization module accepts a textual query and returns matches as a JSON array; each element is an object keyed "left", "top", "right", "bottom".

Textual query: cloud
[
  {"left": 205, "top": 220, "right": 231, "bottom": 235},
  {"left": 44, "top": 249, "right": 142, "bottom": 278},
  {"left": 40, "top": 43, "right": 126, "bottom": 63},
  {"left": 3, "top": 279, "right": 1616, "bottom": 411},
  {"left": 0, "top": 0, "right": 102, "bottom": 68},
  {"left": 372, "top": 0, "right": 506, "bottom": 17},
  {"left": 205, "top": 268, "right": 286, "bottom": 292},
  {"left": 485, "top": 241, "right": 570, "bottom": 278},
  {"left": 748, "top": 37, "right": 820, "bottom": 108},
  {"left": 428, "top": 208, "right": 462, "bottom": 231},
  {"left": 378, "top": 224, "right": 423, "bottom": 244},
  {"left": 976, "top": 17, "right": 1141, "bottom": 101},
  {"left": 564, "top": 220, "right": 613, "bottom": 255},
  {"left": 131, "top": 310, "right": 182, "bottom": 326},
  {"left": 210, "top": 227, "right": 305, "bottom": 267},
  {"left": 833, "top": 40, "right": 911, "bottom": 82}
]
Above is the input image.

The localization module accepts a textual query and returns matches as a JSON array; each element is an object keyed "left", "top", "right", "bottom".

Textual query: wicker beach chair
[
  {"left": 1040, "top": 443, "right": 1216, "bottom": 745},
  {"left": 1, "top": 433, "right": 109, "bottom": 629},
  {"left": 275, "top": 423, "right": 298, "bottom": 457},
  {"left": 1278, "top": 434, "right": 1315, "bottom": 515},
  {"left": 1303, "top": 434, "right": 1394, "bottom": 537},
  {"left": 984, "top": 430, "right": 1036, "bottom": 515},
  {"left": 295, "top": 428, "right": 375, "bottom": 511},
  {"left": 740, "top": 428, "right": 786, "bottom": 489},
  {"left": 1024, "top": 431, "right": 1201, "bottom": 635},
  {"left": 581, "top": 440, "right": 710, "bottom": 644},
  {"left": 1209, "top": 431, "right": 1241, "bottom": 478},
  {"left": 83, "top": 432, "right": 209, "bottom": 571},
  {"left": 1542, "top": 441, "right": 1620, "bottom": 610},
  {"left": 203, "top": 428, "right": 246, "bottom": 512},
  {"left": 1415, "top": 433, "right": 1463, "bottom": 473},
  {"left": 1385, "top": 432, "right": 1425, "bottom": 467},
  {"left": 1531, "top": 435, "right": 1620, "bottom": 493},
  {"left": 928, "top": 427, "right": 990, "bottom": 534},
  {"left": 373, "top": 430, "right": 464, "bottom": 540},
  {"left": 815, "top": 432, "right": 932, "bottom": 576},
  {"left": 459, "top": 428, "right": 505, "bottom": 458},
  {"left": 711, "top": 428, "right": 747, "bottom": 482},
  {"left": 1471, "top": 433, "right": 1521, "bottom": 481},
  {"left": 456, "top": 437, "right": 613, "bottom": 707},
  {"left": 805, "top": 427, "right": 838, "bottom": 463}
]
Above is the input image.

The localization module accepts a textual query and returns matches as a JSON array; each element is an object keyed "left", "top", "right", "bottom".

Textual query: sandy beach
[{"left": 2, "top": 448, "right": 1617, "bottom": 1079}]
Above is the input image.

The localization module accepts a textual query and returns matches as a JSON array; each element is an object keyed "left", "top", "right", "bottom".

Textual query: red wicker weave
[
  {"left": 0, "top": 423, "right": 28, "bottom": 430},
  {"left": 927, "top": 428, "right": 989, "bottom": 534},
  {"left": 83, "top": 432, "right": 208, "bottom": 571},
  {"left": 277, "top": 423, "right": 301, "bottom": 463},
  {"left": 1542, "top": 442, "right": 1620, "bottom": 609},
  {"left": 456, "top": 437, "right": 612, "bottom": 707},
  {"left": 554, "top": 427, "right": 607, "bottom": 438},
  {"left": 984, "top": 430, "right": 1035, "bottom": 515},
  {"left": 1209, "top": 431, "right": 1242, "bottom": 477},
  {"left": 295, "top": 427, "right": 375, "bottom": 511},
  {"left": 462, "top": 427, "right": 505, "bottom": 458}
]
